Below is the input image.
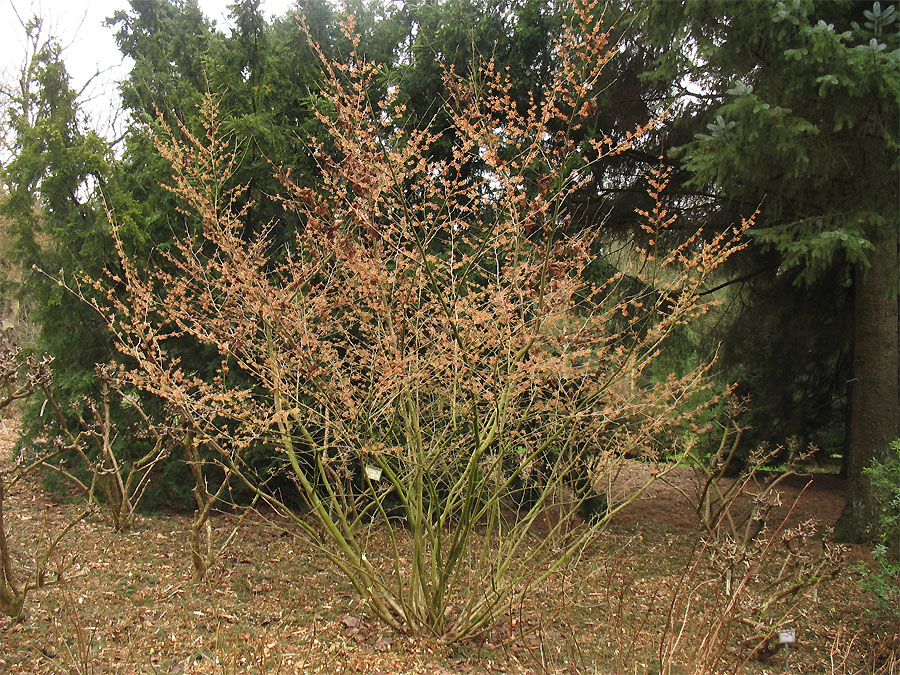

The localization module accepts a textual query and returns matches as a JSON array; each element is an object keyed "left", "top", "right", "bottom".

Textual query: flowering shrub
[{"left": 85, "top": 0, "right": 749, "bottom": 639}]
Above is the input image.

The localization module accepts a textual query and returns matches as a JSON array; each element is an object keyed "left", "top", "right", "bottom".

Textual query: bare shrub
[
  {"left": 827, "top": 626, "right": 899, "bottom": 674},
  {"left": 1, "top": 332, "right": 175, "bottom": 618},
  {"left": 0, "top": 337, "right": 89, "bottom": 619},
  {"left": 37, "top": 367, "right": 171, "bottom": 532},
  {"left": 658, "top": 406, "right": 848, "bottom": 671}
]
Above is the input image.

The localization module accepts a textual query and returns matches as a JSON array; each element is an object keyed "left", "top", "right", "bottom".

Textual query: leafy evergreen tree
[
  {"left": 108, "top": 0, "right": 353, "bottom": 252},
  {"left": 640, "top": 0, "right": 899, "bottom": 539},
  {"left": 0, "top": 19, "right": 115, "bottom": 397}
]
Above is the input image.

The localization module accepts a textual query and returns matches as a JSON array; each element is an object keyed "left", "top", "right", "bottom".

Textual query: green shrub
[{"left": 861, "top": 439, "right": 900, "bottom": 616}]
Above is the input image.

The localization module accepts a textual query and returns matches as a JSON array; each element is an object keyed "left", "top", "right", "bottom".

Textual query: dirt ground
[
  {"left": 1, "top": 415, "right": 896, "bottom": 674},
  {"left": 612, "top": 461, "right": 847, "bottom": 532}
]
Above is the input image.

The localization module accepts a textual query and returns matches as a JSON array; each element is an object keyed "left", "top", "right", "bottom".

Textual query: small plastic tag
[{"left": 778, "top": 630, "right": 797, "bottom": 644}]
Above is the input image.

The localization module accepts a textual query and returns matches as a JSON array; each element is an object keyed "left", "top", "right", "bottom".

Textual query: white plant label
[
  {"left": 779, "top": 630, "right": 797, "bottom": 644},
  {"left": 365, "top": 464, "right": 383, "bottom": 481}
]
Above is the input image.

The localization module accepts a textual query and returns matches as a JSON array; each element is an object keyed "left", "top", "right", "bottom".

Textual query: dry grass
[{"left": 1, "top": 417, "right": 896, "bottom": 675}]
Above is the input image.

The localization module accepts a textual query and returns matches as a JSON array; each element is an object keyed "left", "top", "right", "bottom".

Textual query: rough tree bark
[{"left": 835, "top": 225, "right": 900, "bottom": 542}]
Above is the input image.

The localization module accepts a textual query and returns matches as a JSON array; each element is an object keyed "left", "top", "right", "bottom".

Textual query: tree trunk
[{"left": 835, "top": 227, "right": 900, "bottom": 543}]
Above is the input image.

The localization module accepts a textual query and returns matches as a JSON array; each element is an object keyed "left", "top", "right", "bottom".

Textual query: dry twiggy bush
[
  {"left": 1, "top": 332, "right": 174, "bottom": 618},
  {"left": 83, "top": 0, "right": 750, "bottom": 640},
  {"left": 655, "top": 406, "right": 848, "bottom": 672},
  {"left": 38, "top": 366, "right": 172, "bottom": 533},
  {"left": 0, "top": 336, "right": 90, "bottom": 619}
]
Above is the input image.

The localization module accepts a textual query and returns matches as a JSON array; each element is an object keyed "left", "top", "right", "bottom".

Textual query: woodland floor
[{"left": 1, "top": 416, "right": 897, "bottom": 675}]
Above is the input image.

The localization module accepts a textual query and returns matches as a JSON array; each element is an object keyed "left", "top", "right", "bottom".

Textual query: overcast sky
[{"left": 1, "top": 0, "right": 296, "bottom": 137}]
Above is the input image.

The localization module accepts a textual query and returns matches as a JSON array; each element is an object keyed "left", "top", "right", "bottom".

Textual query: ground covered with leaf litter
[{"left": 1, "top": 418, "right": 896, "bottom": 674}]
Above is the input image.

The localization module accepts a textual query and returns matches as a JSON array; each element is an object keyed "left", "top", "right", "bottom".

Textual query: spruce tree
[{"left": 641, "top": 0, "right": 899, "bottom": 540}]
